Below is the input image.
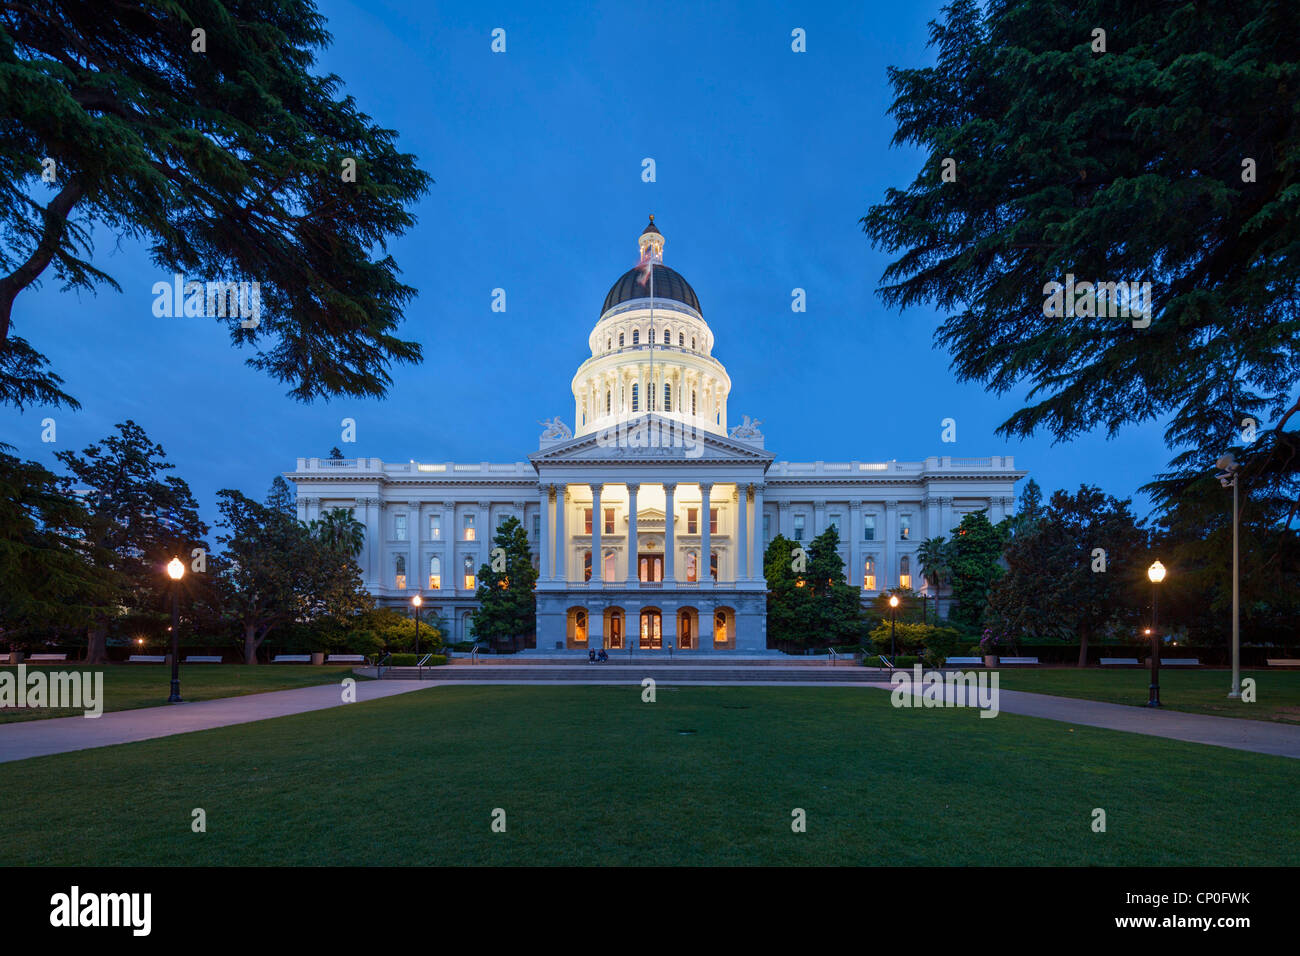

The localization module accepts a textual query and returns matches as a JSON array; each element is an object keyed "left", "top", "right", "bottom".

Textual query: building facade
[{"left": 287, "top": 218, "right": 1024, "bottom": 652}]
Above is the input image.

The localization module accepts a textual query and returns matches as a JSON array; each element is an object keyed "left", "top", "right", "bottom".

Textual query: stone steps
[{"left": 377, "top": 665, "right": 891, "bottom": 683}]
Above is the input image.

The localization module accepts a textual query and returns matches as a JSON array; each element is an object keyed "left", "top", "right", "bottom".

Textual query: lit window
[
  {"left": 464, "top": 513, "right": 476, "bottom": 541},
  {"left": 583, "top": 550, "right": 592, "bottom": 582},
  {"left": 584, "top": 508, "right": 593, "bottom": 534},
  {"left": 395, "top": 555, "right": 406, "bottom": 590},
  {"left": 710, "top": 551, "right": 718, "bottom": 581},
  {"left": 687, "top": 507, "right": 698, "bottom": 534},
  {"left": 793, "top": 514, "right": 805, "bottom": 541},
  {"left": 429, "top": 556, "right": 441, "bottom": 590},
  {"left": 864, "top": 515, "right": 876, "bottom": 541},
  {"left": 632, "top": 329, "right": 639, "bottom": 345},
  {"left": 709, "top": 508, "right": 718, "bottom": 534},
  {"left": 900, "top": 555, "right": 911, "bottom": 589},
  {"left": 863, "top": 557, "right": 876, "bottom": 591},
  {"left": 686, "top": 551, "right": 698, "bottom": 582},
  {"left": 464, "top": 555, "right": 475, "bottom": 590},
  {"left": 429, "top": 514, "right": 441, "bottom": 539},
  {"left": 603, "top": 550, "right": 616, "bottom": 580},
  {"left": 604, "top": 508, "right": 615, "bottom": 535},
  {"left": 394, "top": 514, "right": 407, "bottom": 541},
  {"left": 900, "top": 514, "right": 911, "bottom": 540},
  {"left": 632, "top": 383, "right": 639, "bottom": 411}
]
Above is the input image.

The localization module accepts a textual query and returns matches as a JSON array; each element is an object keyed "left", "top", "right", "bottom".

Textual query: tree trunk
[
  {"left": 1077, "top": 627, "right": 1090, "bottom": 668},
  {"left": 244, "top": 624, "right": 260, "bottom": 665},
  {"left": 85, "top": 622, "right": 109, "bottom": 664}
]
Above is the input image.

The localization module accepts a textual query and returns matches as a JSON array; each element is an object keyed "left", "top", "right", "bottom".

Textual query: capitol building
[{"left": 287, "top": 218, "right": 1024, "bottom": 652}]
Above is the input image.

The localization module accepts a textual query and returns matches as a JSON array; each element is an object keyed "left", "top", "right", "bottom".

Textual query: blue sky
[{"left": 4, "top": 0, "right": 1173, "bottom": 530}]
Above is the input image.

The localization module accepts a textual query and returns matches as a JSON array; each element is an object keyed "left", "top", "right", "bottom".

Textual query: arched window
[
  {"left": 631, "top": 383, "right": 639, "bottom": 411},
  {"left": 899, "top": 556, "right": 912, "bottom": 589},
  {"left": 691, "top": 390, "right": 697, "bottom": 415},
  {"left": 863, "top": 557, "right": 876, "bottom": 591},
  {"left": 679, "top": 332, "right": 685, "bottom": 346},
  {"left": 686, "top": 551, "right": 698, "bottom": 583},
  {"left": 618, "top": 332, "right": 625, "bottom": 347},
  {"left": 663, "top": 329, "right": 670, "bottom": 345},
  {"left": 632, "top": 329, "right": 639, "bottom": 345},
  {"left": 607, "top": 337, "right": 611, "bottom": 350},
  {"left": 664, "top": 383, "right": 671, "bottom": 410},
  {"left": 395, "top": 555, "right": 406, "bottom": 590},
  {"left": 429, "top": 556, "right": 441, "bottom": 590},
  {"left": 464, "top": 555, "right": 475, "bottom": 590},
  {"left": 692, "top": 337, "right": 697, "bottom": 349},
  {"left": 606, "top": 390, "right": 611, "bottom": 413}
]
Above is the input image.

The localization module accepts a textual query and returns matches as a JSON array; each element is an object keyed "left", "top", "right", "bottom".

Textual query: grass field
[
  {"left": 995, "top": 668, "right": 1300, "bottom": 723},
  {"left": 1, "top": 685, "right": 1295, "bottom": 866},
  {"left": 0, "top": 665, "right": 363, "bottom": 723}
]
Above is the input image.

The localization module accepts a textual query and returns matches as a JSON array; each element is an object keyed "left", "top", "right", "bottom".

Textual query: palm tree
[
  {"left": 917, "top": 536, "right": 951, "bottom": 621},
  {"left": 311, "top": 507, "right": 366, "bottom": 559}
]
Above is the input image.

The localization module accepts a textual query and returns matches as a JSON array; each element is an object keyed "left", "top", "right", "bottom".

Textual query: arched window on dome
[
  {"left": 632, "top": 329, "right": 639, "bottom": 345},
  {"left": 692, "top": 390, "right": 697, "bottom": 415},
  {"left": 619, "top": 332, "right": 625, "bottom": 347},
  {"left": 664, "top": 383, "right": 671, "bottom": 410},
  {"left": 605, "top": 390, "right": 611, "bottom": 414},
  {"left": 631, "top": 383, "right": 639, "bottom": 412},
  {"left": 606, "top": 337, "right": 611, "bottom": 351},
  {"left": 663, "top": 329, "right": 670, "bottom": 345},
  {"left": 678, "top": 332, "right": 684, "bottom": 346},
  {"left": 692, "top": 337, "right": 697, "bottom": 350}
]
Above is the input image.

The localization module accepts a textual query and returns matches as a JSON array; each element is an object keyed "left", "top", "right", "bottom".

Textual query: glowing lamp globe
[
  {"left": 166, "top": 557, "right": 185, "bottom": 581},
  {"left": 1147, "top": 561, "right": 1166, "bottom": 584}
]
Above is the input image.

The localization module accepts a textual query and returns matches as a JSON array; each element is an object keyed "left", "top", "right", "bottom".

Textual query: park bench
[
  {"left": 127, "top": 655, "right": 165, "bottom": 663},
  {"left": 28, "top": 653, "right": 67, "bottom": 662},
  {"left": 945, "top": 657, "right": 983, "bottom": 665},
  {"left": 999, "top": 656, "right": 1039, "bottom": 665},
  {"left": 1100, "top": 658, "right": 1141, "bottom": 666},
  {"left": 326, "top": 654, "right": 366, "bottom": 664},
  {"left": 272, "top": 654, "right": 311, "bottom": 663},
  {"left": 184, "top": 655, "right": 223, "bottom": 663},
  {"left": 1266, "top": 659, "right": 1300, "bottom": 667},
  {"left": 1162, "top": 658, "right": 1200, "bottom": 666}
]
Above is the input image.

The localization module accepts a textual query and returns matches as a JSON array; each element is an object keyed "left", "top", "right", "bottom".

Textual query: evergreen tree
[
  {"left": 806, "top": 525, "right": 865, "bottom": 646},
  {"left": 763, "top": 533, "right": 815, "bottom": 647},
  {"left": 946, "top": 511, "right": 1007, "bottom": 630},
  {"left": 862, "top": 0, "right": 1300, "bottom": 516},
  {"left": 470, "top": 517, "right": 538, "bottom": 650}
]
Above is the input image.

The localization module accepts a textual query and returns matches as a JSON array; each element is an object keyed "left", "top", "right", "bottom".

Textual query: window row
[
  {"left": 394, "top": 554, "right": 491, "bottom": 591},
  {"left": 580, "top": 549, "right": 718, "bottom": 582},
  {"left": 761, "top": 512, "right": 912, "bottom": 543},
  {"left": 580, "top": 507, "right": 718, "bottom": 534},
  {"left": 610, "top": 330, "right": 698, "bottom": 350}
]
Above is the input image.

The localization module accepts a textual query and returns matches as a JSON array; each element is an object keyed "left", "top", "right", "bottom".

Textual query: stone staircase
[{"left": 368, "top": 660, "right": 892, "bottom": 683}]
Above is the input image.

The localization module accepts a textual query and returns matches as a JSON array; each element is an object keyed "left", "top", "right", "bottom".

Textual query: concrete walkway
[
  {"left": 0, "top": 679, "right": 434, "bottom": 764},
  {"left": 1, "top": 676, "right": 1296, "bottom": 764}
]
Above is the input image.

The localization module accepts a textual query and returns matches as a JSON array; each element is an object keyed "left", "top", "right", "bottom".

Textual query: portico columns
[
  {"left": 590, "top": 483, "right": 603, "bottom": 585},
  {"left": 663, "top": 482, "right": 677, "bottom": 584},
  {"left": 554, "top": 484, "right": 567, "bottom": 582},
  {"left": 625, "top": 483, "right": 640, "bottom": 585},
  {"left": 737, "top": 485, "right": 749, "bottom": 582},
  {"left": 700, "top": 482, "right": 713, "bottom": 588}
]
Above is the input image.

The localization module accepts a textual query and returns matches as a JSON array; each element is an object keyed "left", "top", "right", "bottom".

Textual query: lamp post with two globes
[
  {"left": 1146, "top": 560, "right": 1166, "bottom": 708},
  {"left": 166, "top": 557, "right": 185, "bottom": 703}
]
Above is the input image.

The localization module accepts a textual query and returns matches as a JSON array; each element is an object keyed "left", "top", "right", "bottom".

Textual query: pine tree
[{"left": 471, "top": 517, "right": 538, "bottom": 650}]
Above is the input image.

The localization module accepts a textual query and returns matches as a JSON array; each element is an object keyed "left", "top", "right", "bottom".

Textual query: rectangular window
[
  {"left": 686, "top": 551, "right": 698, "bottom": 583},
  {"left": 710, "top": 551, "right": 718, "bottom": 581},
  {"left": 863, "top": 515, "right": 876, "bottom": 541},
  {"left": 763, "top": 514, "right": 771, "bottom": 543},
  {"left": 829, "top": 513, "right": 842, "bottom": 535},
  {"left": 793, "top": 514, "right": 805, "bottom": 541},
  {"left": 604, "top": 508, "right": 615, "bottom": 535},
  {"left": 533, "top": 514, "right": 540, "bottom": 539},
  {"left": 604, "top": 550, "right": 616, "bottom": 580},
  {"left": 429, "top": 514, "right": 441, "bottom": 539},
  {"left": 900, "top": 514, "right": 911, "bottom": 541},
  {"left": 687, "top": 507, "right": 698, "bottom": 534},
  {"left": 464, "top": 513, "right": 476, "bottom": 541},
  {"left": 709, "top": 508, "right": 718, "bottom": 534},
  {"left": 429, "top": 557, "right": 441, "bottom": 590},
  {"left": 394, "top": 514, "right": 407, "bottom": 541},
  {"left": 463, "top": 556, "right": 475, "bottom": 591},
  {"left": 584, "top": 508, "right": 593, "bottom": 534},
  {"left": 583, "top": 550, "right": 592, "bottom": 582}
]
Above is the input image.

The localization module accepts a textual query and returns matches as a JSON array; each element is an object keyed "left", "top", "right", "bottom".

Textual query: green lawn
[
  {"left": 995, "top": 668, "right": 1300, "bottom": 723},
  {"left": 0, "top": 664, "right": 364, "bottom": 723},
  {"left": 1, "top": 685, "right": 1295, "bottom": 866}
]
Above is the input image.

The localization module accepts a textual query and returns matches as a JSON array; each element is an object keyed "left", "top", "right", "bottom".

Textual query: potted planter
[
  {"left": 8, "top": 650, "right": 20, "bottom": 665},
  {"left": 983, "top": 654, "right": 999, "bottom": 668},
  {"left": 310, "top": 651, "right": 326, "bottom": 666}
]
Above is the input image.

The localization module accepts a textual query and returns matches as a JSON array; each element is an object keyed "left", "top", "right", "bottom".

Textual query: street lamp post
[
  {"left": 888, "top": 594, "right": 900, "bottom": 671},
  {"left": 166, "top": 557, "right": 185, "bottom": 703},
  {"left": 1146, "top": 560, "right": 1166, "bottom": 707},
  {"left": 1216, "top": 454, "right": 1241, "bottom": 699},
  {"left": 411, "top": 594, "right": 423, "bottom": 657}
]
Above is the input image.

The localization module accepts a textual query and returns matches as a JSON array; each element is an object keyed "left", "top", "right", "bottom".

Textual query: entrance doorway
[
  {"left": 678, "top": 610, "right": 693, "bottom": 649},
  {"left": 606, "top": 608, "right": 624, "bottom": 650},
  {"left": 638, "top": 554, "right": 663, "bottom": 582},
  {"left": 640, "top": 609, "right": 662, "bottom": 649}
]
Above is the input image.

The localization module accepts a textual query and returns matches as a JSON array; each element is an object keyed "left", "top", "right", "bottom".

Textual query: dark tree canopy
[
  {"left": 863, "top": 0, "right": 1299, "bottom": 520},
  {"left": 0, "top": 0, "right": 430, "bottom": 408}
]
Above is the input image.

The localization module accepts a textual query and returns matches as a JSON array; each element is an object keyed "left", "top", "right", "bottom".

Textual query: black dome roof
[{"left": 601, "top": 263, "right": 701, "bottom": 316}]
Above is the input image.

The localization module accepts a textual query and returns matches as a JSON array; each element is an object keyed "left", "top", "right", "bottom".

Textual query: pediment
[{"left": 530, "top": 415, "right": 774, "bottom": 465}]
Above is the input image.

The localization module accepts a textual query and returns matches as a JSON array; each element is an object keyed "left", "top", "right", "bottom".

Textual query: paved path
[
  {"left": 1, "top": 677, "right": 1296, "bottom": 764},
  {"left": 0, "top": 680, "right": 434, "bottom": 764}
]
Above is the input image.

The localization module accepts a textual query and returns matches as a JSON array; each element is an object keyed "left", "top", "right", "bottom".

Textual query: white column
[
  {"left": 884, "top": 499, "right": 898, "bottom": 588},
  {"left": 663, "top": 482, "right": 676, "bottom": 584},
  {"left": 700, "top": 482, "right": 713, "bottom": 588},
  {"left": 554, "top": 484, "right": 567, "bottom": 582},
  {"left": 751, "top": 484, "right": 765, "bottom": 582},
  {"left": 927, "top": 496, "right": 941, "bottom": 540},
  {"left": 408, "top": 500, "right": 419, "bottom": 594},
  {"left": 625, "top": 483, "right": 640, "bottom": 585},
  {"left": 538, "top": 485, "right": 551, "bottom": 580},
  {"left": 590, "top": 483, "right": 603, "bottom": 585},
  {"left": 737, "top": 485, "right": 749, "bottom": 582},
  {"left": 443, "top": 501, "right": 456, "bottom": 591}
]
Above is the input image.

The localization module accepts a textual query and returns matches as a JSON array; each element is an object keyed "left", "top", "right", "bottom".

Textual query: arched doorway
[
  {"left": 713, "top": 607, "right": 734, "bottom": 649},
  {"left": 566, "top": 607, "right": 589, "bottom": 649},
  {"left": 639, "top": 608, "right": 662, "bottom": 650},
  {"left": 604, "top": 607, "right": 625, "bottom": 650},
  {"left": 678, "top": 607, "right": 699, "bottom": 650}
]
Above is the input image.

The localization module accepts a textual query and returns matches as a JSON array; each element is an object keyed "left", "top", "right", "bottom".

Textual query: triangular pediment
[{"left": 531, "top": 415, "right": 774, "bottom": 466}]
